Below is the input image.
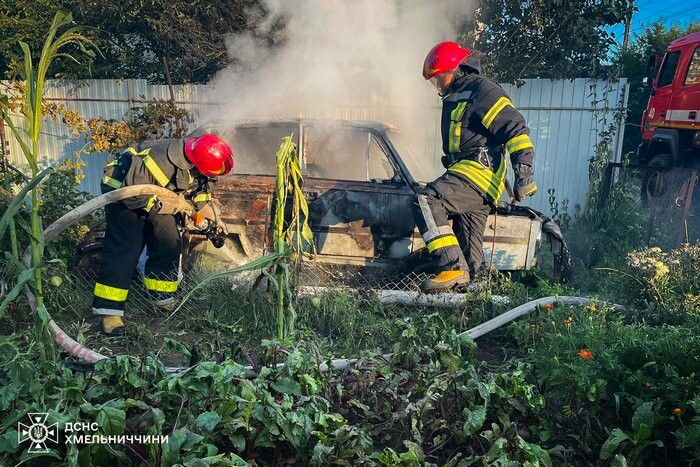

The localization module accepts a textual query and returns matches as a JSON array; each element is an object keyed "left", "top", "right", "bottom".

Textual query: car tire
[{"left": 641, "top": 154, "right": 673, "bottom": 207}]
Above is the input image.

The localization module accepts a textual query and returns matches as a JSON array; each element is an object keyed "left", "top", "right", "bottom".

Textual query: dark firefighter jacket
[
  {"left": 440, "top": 72, "right": 535, "bottom": 203},
  {"left": 100, "top": 139, "right": 214, "bottom": 215}
]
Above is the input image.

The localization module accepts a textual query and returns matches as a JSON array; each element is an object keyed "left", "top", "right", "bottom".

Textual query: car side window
[
  {"left": 304, "top": 128, "right": 394, "bottom": 182},
  {"left": 684, "top": 47, "right": 700, "bottom": 86},
  {"left": 220, "top": 125, "right": 298, "bottom": 176},
  {"left": 658, "top": 51, "right": 681, "bottom": 88}
]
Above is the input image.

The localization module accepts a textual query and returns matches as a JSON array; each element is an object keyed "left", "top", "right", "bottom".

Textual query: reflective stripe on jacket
[
  {"left": 100, "top": 139, "right": 215, "bottom": 213},
  {"left": 440, "top": 73, "right": 535, "bottom": 202}
]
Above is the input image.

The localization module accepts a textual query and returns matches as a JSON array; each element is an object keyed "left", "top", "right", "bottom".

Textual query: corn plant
[
  {"left": 0, "top": 10, "right": 95, "bottom": 357},
  {"left": 167, "top": 136, "right": 312, "bottom": 341},
  {"left": 272, "top": 135, "right": 314, "bottom": 339}
]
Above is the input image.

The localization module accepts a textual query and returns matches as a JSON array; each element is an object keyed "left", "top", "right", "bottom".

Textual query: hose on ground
[
  {"left": 29, "top": 187, "right": 625, "bottom": 376},
  {"left": 26, "top": 186, "right": 183, "bottom": 364}
]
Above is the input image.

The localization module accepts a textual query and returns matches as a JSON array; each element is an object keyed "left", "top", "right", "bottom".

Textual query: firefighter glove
[
  {"left": 158, "top": 194, "right": 194, "bottom": 217},
  {"left": 513, "top": 164, "right": 538, "bottom": 202}
]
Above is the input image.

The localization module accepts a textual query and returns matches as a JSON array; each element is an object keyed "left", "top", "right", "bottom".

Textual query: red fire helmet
[
  {"left": 422, "top": 41, "right": 472, "bottom": 80},
  {"left": 184, "top": 134, "right": 234, "bottom": 177}
]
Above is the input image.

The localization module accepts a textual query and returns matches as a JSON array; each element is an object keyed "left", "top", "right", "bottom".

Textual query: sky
[{"left": 608, "top": 0, "right": 700, "bottom": 47}]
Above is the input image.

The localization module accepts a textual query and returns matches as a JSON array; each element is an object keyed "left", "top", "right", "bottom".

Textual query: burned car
[
  {"left": 186, "top": 118, "right": 570, "bottom": 285},
  {"left": 77, "top": 118, "right": 570, "bottom": 289}
]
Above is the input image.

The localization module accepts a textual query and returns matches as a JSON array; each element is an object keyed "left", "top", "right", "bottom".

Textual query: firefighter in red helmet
[
  {"left": 92, "top": 134, "right": 234, "bottom": 335},
  {"left": 414, "top": 41, "right": 538, "bottom": 292}
]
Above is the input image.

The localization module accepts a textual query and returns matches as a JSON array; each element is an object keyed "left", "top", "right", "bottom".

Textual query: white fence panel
[{"left": 1, "top": 78, "right": 628, "bottom": 217}]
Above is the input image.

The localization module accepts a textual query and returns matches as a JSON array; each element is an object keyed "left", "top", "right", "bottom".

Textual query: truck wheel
[{"left": 641, "top": 154, "right": 672, "bottom": 207}]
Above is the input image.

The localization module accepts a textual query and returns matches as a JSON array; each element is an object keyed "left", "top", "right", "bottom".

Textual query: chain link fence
[
  {"left": 601, "top": 163, "right": 700, "bottom": 249},
  {"left": 2, "top": 197, "right": 568, "bottom": 365}
]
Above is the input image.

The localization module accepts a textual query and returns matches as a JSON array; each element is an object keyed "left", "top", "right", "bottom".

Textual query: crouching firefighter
[
  {"left": 413, "top": 41, "right": 538, "bottom": 293},
  {"left": 92, "top": 134, "right": 235, "bottom": 335}
]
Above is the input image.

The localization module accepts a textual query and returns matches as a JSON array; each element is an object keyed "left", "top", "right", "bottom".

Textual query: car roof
[{"left": 193, "top": 117, "right": 393, "bottom": 134}]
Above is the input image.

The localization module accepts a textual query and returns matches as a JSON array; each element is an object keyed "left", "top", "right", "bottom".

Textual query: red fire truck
[{"left": 640, "top": 32, "right": 700, "bottom": 202}]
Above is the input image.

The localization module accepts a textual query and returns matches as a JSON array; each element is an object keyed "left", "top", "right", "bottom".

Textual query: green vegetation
[{"left": 1, "top": 9, "right": 699, "bottom": 467}]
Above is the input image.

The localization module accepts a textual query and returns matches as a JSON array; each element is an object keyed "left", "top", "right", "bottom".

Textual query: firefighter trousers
[
  {"left": 92, "top": 202, "right": 182, "bottom": 316},
  {"left": 412, "top": 172, "right": 491, "bottom": 277}
]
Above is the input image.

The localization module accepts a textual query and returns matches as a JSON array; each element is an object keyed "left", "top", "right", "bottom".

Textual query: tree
[
  {"left": 0, "top": 0, "right": 280, "bottom": 84},
  {"left": 612, "top": 20, "right": 700, "bottom": 156},
  {"left": 462, "top": 0, "right": 632, "bottom": 82}
]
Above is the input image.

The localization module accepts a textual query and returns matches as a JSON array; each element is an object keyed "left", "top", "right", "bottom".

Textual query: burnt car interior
[{"left": 210, "top": 121, "right": 401, "bottom": 184}]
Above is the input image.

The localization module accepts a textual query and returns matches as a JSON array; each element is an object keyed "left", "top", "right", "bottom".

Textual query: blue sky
[{"left": 607, "top": 0, "right": 700, "bottom": 46}]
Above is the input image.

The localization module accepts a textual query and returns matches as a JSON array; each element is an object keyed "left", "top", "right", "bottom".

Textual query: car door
[
  {"left": 299, "top": 123, "right": 417, "bottom": 268},
  {"left": 208, "top": 122, "right": 301, "bottom": 263}
]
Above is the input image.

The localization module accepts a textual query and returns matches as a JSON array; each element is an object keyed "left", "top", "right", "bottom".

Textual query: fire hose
[{"left": 28, "top": 186, "right": 623, "bottom": 376}]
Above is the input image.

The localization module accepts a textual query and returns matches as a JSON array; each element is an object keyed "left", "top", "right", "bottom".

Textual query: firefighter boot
[
  {"left": 420, "top": 269, "right": 470, "bottom": 293},
  {"left": 102, "top": 315, "right": 125, "bottom": 336},
  {"left": 153, "top": 296, "right": 178, "bottom": 312}
]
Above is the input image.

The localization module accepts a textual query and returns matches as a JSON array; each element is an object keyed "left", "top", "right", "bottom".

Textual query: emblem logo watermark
[
  {"left": 18, "top": 413, "right": 59, "bottom": 453},
  {"left": 18, "top": 412, "right": 168, "bottom": 453}
]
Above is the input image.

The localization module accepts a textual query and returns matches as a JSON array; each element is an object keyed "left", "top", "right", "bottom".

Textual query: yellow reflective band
[
  {"left": 143, "top": 277, "right": 178, "bottom": 292},
  {"left": 101, "top": 176, "right": 122, "bottom": 189},
  {"left": 448, "top": 101, "right": 468, "bottom": 153},
  {"left": 142, "top": 155, "right": 170, "bottom": 187},
  {"left": 106, "top": 160, "right": 118, "bottom": 167},
  {"left": 124, "top": 147, "right": 151, "bottom": 157},
  {"left": 94, "top": 283, "right": 129, "bottom": 302},
  {"left": 426, "top": 235, "right": 459, "bottom": 253},
  {"left": 482, "top": 96, "right": 514, "bottom": 129},
  {"left": 144, "top": 196, "right": 158, "bottom": 212},
  {"left": 193, "top": 193, "right": 212, "bottom": 204},
  {"left": 506, "top": 134, "right": 533, "bottom": 154},
  {"left": 448, "top": 157, "right": 507, "bottom": 202}
]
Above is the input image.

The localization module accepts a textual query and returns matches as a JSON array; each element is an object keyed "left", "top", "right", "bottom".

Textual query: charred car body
[{"left": 78, "top": 118, "right": 571, "bottom": 288}]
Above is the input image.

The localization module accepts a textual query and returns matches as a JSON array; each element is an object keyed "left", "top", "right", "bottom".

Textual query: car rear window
[{"left": 218, "top": 125, "right": 299, "bottom": 176}]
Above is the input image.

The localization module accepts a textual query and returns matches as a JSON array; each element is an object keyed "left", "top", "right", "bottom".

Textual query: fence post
[{"left": 677, "top": 171, "right": 698, "bottom": 247}]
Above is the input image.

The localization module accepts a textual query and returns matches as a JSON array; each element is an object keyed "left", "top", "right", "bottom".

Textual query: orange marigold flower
[
  {"left": 644, "top": 383, "right": 653, "bottom": 389},
  {"left": 544, "top": 303, "right": 554, "bottom": 310},
  {"left": 563, "top": 318, "right": 573, "bottom": 325},
  {"left": 528, "top": 323, "right": 537, "bottom": 329},
  {"left": 672, "top": 408, "right": 683, "bottom": 415},
  {"left": 578, "top": 349, "right": 592, "bottom": 359}
]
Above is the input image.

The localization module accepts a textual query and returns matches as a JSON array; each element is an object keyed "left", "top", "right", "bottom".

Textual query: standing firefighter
[
  {"left": 414, "top": 41, "right": 538, "bottom": 293},
  {"left": 92, "top": 134, "right": 234, "bottom": 336}
]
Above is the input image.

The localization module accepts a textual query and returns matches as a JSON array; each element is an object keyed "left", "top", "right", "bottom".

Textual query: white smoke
[{"left": 209, "top": 0, "right": 474, "bottom": 180}]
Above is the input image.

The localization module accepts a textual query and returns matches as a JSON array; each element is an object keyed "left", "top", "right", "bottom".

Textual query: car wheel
[{"left": 641, "top": 154, "right": 673, "bottom": 207}]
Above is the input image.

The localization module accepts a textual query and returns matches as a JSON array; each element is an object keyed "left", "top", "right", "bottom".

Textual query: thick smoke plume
[{"left": 210, "top": 0, "right": 474, "bottom": 179}]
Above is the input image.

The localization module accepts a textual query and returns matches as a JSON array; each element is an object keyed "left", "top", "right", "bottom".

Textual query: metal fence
[
  {"left": 1, "top": 78, "right": 629, "bottom": 217},
  {"left": 601, "top": 163, "right": 700, "bottom": 249}
]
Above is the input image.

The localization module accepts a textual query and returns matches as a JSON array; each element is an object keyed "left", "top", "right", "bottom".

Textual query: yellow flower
[{"left": 586, "top": 304, "right": 597, "bottom": 312}]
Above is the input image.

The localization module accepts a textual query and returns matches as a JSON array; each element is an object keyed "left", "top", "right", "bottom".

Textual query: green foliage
[
  {"left": 0, "top": 321, "right": 555, "bottom": 466},
  {"left": 512, "top": 298, "right": 700, "bottom": 465},
  {"left": 0, "top": 0, "right": 277, "bottom": 84},
  {"left": 129, "top": 98, "right": 194, "bottom": 141},
  {"left": 464, "top": 0, "right": 631, "bottom": 82},
  {"left": 673, "top": 397, "right": 700, "bottom": 463},
  {"left": 0, "top": 11, "right": 95, "bottom": 360},
  {"left": 271, "top": 135, "right": 314, "bottom": 339}
]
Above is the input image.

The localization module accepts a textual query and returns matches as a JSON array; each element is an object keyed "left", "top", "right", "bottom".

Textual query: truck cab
[{"left": 640, "top": 32, "right": 700, "bottom": 170}]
